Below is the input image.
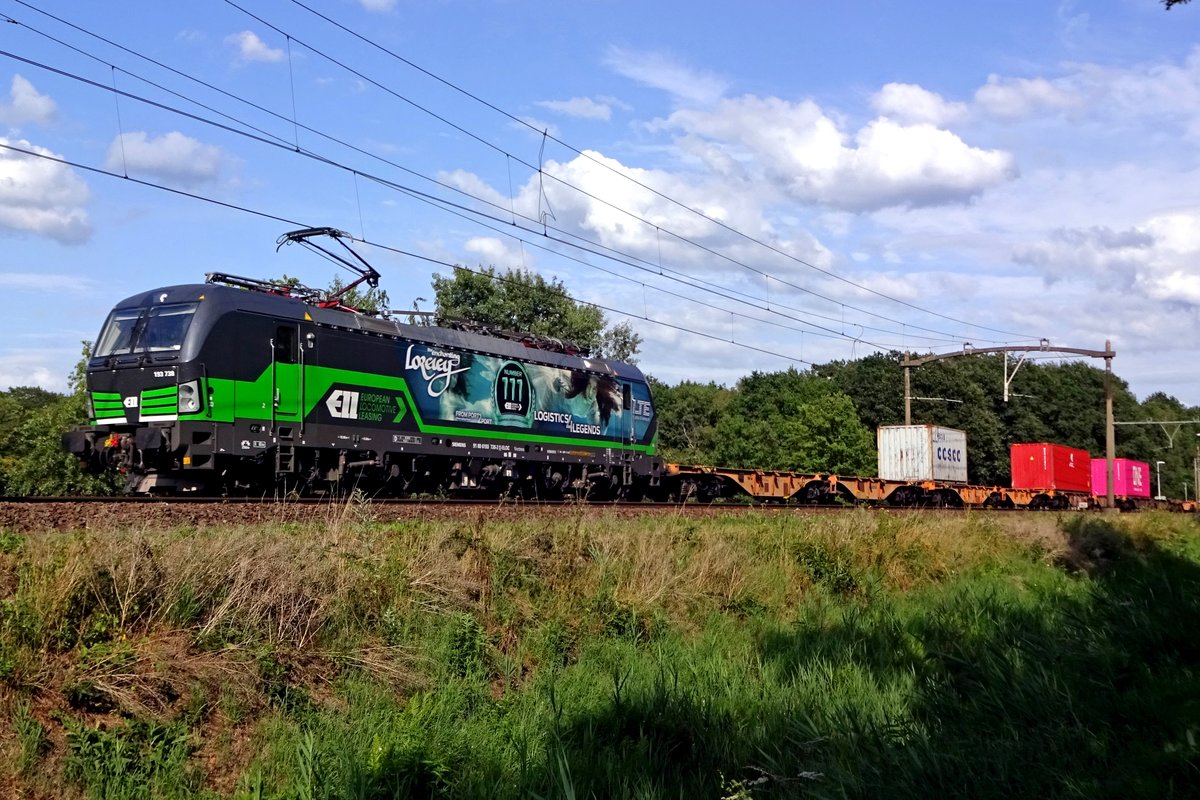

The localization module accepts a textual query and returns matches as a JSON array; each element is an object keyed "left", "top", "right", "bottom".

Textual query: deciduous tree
[
  {"left": 711, "top": 369, "right": 875, "bottom": 474},
  {"left": 649, "top": 379, "right": 732, "bottom": 464},
  {"left": 431, "top": 266, "right": 642, "bottom": 361},
  {"left": 0, "top": 343, "right": 120, "bottom": 496}
]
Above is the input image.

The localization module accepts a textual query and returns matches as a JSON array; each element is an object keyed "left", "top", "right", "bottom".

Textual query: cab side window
[{"left": 274, "top": 326, "right": 297, "bottom": 364}]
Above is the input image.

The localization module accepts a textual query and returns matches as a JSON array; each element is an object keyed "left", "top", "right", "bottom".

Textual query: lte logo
[{"left": 326, "top": 390, "right": 360, "bottom": 419}]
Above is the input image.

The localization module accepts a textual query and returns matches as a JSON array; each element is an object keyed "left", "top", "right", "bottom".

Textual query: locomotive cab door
[
  {"left": 622, "top": 382, "right": 634, "bottom": 453},
  {"left": 271, "top": 324, "right": 303, "bottom": 430}
]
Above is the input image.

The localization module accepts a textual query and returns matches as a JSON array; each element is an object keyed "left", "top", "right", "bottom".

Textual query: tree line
[
  {"left": 653, "top": 353, "right": 1200, "bottom": 499},
  {"left": 2, "top": 267, "right": 1196, "bottom": 497}
]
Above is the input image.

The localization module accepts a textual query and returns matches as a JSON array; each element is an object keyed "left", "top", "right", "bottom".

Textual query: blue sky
[{"left": 1, "top": 0, "right": 1198, "bottom": 408}]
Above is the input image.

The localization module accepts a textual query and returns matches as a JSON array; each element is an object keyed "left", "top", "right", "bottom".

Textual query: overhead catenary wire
[
  {"left": 2, "top": 3, "right": 1011, "bottom": 348},
  {"left": 217, "top": 0, "right": 1036, "bottom": 344},
  {"left": 3, "top": 4, "right": 298, "bottom": 149},
  {"left": 366, "top": 172, "right": 932, "bottom": 351},
  {"left": 0, "top": 28, "right": 969, "bottom": 350},
  {"left": 380, "top": 178, "right": 904, "bottom": 349},
  {"left": 1, "top": 4, "right": 1041, "bottom": 356},
  {"left": 273, "top": 0, "right": 1042, "bottom": 342},
  {"left": 0, "top": 140, "right": 814, "bottom": 365}
]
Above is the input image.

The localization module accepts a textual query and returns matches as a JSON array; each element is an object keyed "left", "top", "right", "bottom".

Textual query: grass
[{"left": 0, "top": 507, "right": 1198, "bottom": 798}]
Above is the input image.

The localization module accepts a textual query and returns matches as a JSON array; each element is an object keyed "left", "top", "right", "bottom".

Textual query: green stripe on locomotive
[
  {"left": 195, "top": 364, "right": 656, "bottom": 455},
  {"left": 140, "top": 385, "right": 178, "bottom": 415},
  {"left": 91, "top": 391, "right": 125, "bottom": 421}
]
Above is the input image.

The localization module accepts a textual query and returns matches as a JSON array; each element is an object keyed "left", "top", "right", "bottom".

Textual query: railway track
[{"left": 0, "top": 494, "right": 1108, "bottom": 534}]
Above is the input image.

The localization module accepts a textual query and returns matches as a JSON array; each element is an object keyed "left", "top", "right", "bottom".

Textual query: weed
[
  {"left": 233, "top": 763, "right": 266, "bottom": 800},
  {"left": 1057, "top": 515, "right": 1135, "bottom": 575},
  {"left": 219, "top": 686, "right": 250, "bottom": 725},
  {"left": 362, "top": 728, "right": 452, "bottom": 798},
  {"left": 0, "top": 529, "right": 24, "bottom": 554},
  {"left": 441, "top": 612, "right": 488, "bottom": 679},
  {"left": 256, "top": 646, "right": 313, "bottom": 717},
  {"left": 720, "top": 593, "right": 767, "bottom": 619},
  {"left": 13, "top": 700, "right": 47, "bottom": 774},
  {"left": 65, "top": 679, "right": 114, "bottom": 713},
  {"left": 0, "top": 646, "right": 14, "bottom": 682},
  {"left": 63, "top": 715, "right": 198, "bottom": 799},
  {"left": 294, "top": 728, "right": 318, "bottom": 800},
  {"left": 81, "top": 610, "right": 120, "bottom": 647},
  {"left": 168, "top": 582, "right": 206, "bottom": 626},
  {"left": 529, "top": 618, "right": 576, "bottom": 669},
  {"left": 792, "top": 539, "right": 859, "bottom": 595},
  {"left": 181, "top": 682, "right": 211, "bottom": 727},
  {"left": 544, "top": 745, "right": 578, "bottom": 800},
  {"left": 380, "top": 604, "right": 407, "bottom": 646}
]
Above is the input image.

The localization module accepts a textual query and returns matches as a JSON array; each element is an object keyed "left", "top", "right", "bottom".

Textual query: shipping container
[
  {"left": 1090, "top": 458, "right": 1151, "bottom": 498},
  {"left": 878, "top": 425, "right": 968, "bottom": 483},
  {"left": 1010, "top": 443, "right": 1091, "bottom": 493}
]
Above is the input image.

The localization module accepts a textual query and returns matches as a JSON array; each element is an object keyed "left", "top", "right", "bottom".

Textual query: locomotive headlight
[
  {"left": 85, "top": 394, "right": 94, "bottom": 419},
  {"left": 178, "top": 380, "right": 202, "bottom": 413}
]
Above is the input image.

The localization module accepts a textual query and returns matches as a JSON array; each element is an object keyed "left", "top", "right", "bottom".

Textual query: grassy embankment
[{"left": 1, "top": 504, "right": 1198, "bottom": 799}]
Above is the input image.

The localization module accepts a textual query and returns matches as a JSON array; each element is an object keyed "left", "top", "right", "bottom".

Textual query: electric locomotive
[{"left": 63, "top": 229, "right": 660, "bottom": 496}]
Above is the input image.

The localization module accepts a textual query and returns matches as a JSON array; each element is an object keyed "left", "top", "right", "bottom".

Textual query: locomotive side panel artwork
[
  {"left": 288, "top": 324, "right": 657, "bottom": 449},
  {"left": 399, "top": 342, "right": 654, "bottom": 443}
]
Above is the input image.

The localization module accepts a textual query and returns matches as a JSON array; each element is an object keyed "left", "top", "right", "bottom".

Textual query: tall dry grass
[{"left": 2, "top": 505, "right": 1197, "bottom": 798}]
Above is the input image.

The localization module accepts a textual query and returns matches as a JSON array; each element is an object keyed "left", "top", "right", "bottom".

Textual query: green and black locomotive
[{"left": 64, "top": 233, "right": 659, "bottom": 497}]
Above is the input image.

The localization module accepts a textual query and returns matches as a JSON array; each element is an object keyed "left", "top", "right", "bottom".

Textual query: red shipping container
[
  {"left": 1090, "top": 458, "right": 1152, "bottom": 498},
  {"left": 1010, "top": 443, "right": 1091, "bottom": 492}
]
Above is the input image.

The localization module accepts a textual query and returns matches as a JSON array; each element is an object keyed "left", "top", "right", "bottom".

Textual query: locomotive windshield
[{"left": 94, "top": 302, "right": 199, "bottom": 356}]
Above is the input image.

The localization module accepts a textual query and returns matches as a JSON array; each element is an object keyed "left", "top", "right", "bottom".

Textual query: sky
[{"left": 1, "top": 0, "right": 1198, "bottom": 409}]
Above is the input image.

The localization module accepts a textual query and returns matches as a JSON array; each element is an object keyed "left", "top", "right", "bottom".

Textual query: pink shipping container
[
  {"left": 1090, "top": 458, "right": 1151, "bottom": 499},
  {"left": 1010, "top": 443, "right": 1092, "bottom": 493}
]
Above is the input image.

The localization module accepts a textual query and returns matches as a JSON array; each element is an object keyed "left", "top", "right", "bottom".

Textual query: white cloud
[
  {"left": 661, "top": 96, "right": 1016, "bottom": 211},
  {"left": 104, "top": 131, "right": 226, "bottom": 184},
  {"left": 442, "top": 146, "right": 835, "bottom": 286},
  {"left": 871, "top": 83, "right": 968, "bottom": 126},
  {"left": 359, "top": 0, "right": 395, "bottom": 10},
  {"left": 1014, "top": 211, "right": 1200, "bottom": 305},
  {"left": 1014, "top": 226, "right": 1151, "bottom": 287},
  {"left": 604, "top": 47, "right": 728, "bottom": 105},
  {"left": 974, "top": 74, "right": 1080, "bottom": 119},
  {"left": 0, "top": 138, "right": 90, "bottom": 244},
  {"left": 531, "top": 150, "right": 782, "bottom": 260},
  {"left": 225, "top": 30, "right": 285, "bottom": 64},
  {"left": 841, "top": 119, "right": 1017, "bottom": 208},
  {"left": 464, "top": 236, "right": 526, "bottom": 267},
  {"left": 537, "top": 97, "right": 613, "bottom": 121},
  {"left": 0, "top": 352, "right": 58, "bottom": 391},
  {"left": 0, "top": 75, "right": 56, "bottom": 127},
  {"left": 437, "top": 169, "right": 510, "bottom": 208},
  {"left": 1071, "top": 48, "right": 1200, "bottom": 130},
  {"left": 966, "top": 46, "right": 1200, "bottom": 136}
]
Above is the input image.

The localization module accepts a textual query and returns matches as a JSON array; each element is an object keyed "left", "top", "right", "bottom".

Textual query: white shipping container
[{"left": 877, "top": 425, "right": 968, "bottom": 483}]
